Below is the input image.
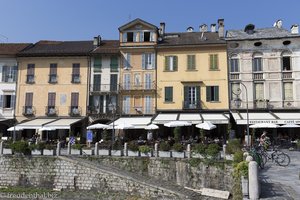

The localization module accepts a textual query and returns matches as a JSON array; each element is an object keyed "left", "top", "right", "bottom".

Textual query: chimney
[
  {"left": 93, "top": 35, "right": 101, "bottom": 47},
  {"left": 199, "top": 24, "right": 208, "bottom": 32},
  {"left": 291, "top": 24, "right": 299, "bottom": 34},
  {"left": 273, "top": 19, "right": 283, "bottom": 28},
  {"left": 218, "top": 19, "right": 224, "bottom": 38},
  {"left": 211, "top": 24, "right": 216, "bottom": 32},
  {"left": 159, "top": 22, "right": 165, "bottom": 36},
  {"left": 186, "top": 27, "right": 194, "bottom": 32}
]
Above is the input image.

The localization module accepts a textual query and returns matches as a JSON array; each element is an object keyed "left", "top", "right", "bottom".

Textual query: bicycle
[
  {"left": 256, "top": 145, "right": 290, "bottom": 167},
  {"left": 247, "top": 147, "right": 265, "bottom": 169}
]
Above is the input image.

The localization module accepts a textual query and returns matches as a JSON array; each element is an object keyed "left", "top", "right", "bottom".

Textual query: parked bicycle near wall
[{"left": 256, "top": 145, "right": 290, "bottom": 167}]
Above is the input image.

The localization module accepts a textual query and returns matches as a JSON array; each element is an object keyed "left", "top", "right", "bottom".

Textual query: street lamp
[
  {"left": 108, "top": 101, "right": 116, "bottom": 143},
  {"left": 232, "top": 82, "right": 250, "bottom": 147}
]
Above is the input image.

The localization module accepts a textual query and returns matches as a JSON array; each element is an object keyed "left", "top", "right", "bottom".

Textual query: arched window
[
  {"left": 252, "top": 52, "right": 263, "bottom": 72},
  {"left": 230, "top": 54, "right": 239, "bottom": 72},
  {"left": 281, "top": 51, "right": 292, "bottom": 71}
]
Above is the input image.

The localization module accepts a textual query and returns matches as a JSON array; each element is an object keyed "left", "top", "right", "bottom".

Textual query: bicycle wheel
[{"left": 275, "top": 152, "right": 290, "bottom": 167}]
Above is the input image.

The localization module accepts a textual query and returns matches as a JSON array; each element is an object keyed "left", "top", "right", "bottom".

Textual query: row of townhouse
[{"left": 0, "top": 18, "right": 299, "bottom": 141}]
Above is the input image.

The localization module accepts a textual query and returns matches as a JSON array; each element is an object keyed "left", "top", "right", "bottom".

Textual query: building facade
[
  {"left": 15, "top": 40, "right": 94, "bottom": 139},
  {"left": 0, "top": 43, "right": 31, "bottom": 136},
  {"left": 118, "top": 19, "right": 157, "bottom": 116}
]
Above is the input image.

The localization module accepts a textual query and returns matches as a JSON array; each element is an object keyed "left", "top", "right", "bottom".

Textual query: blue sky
[{"left": 1, "top": 0, "right": 299, "bottom": 43}]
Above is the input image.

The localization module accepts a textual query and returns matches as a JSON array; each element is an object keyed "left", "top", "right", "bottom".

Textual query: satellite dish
[{"left": 158, "top": 37, "right": 163, "bottom": 42}]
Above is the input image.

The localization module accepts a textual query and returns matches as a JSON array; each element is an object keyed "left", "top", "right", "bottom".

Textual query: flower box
[
  {"left": 192, "top": 153, "right": 205, "bottom": 159},
  {"left": 172, "top": 151, "right": 185, "bottom": 158},
  {"left": 140, "top": 152, "right": 152, "bottom": 157},
  {"left": 3, "top": 148, "right": 12, "bottom": 155},
  {"left": 111, "top": 150, "right": 123, "bottom": 156},
  {"left": 98, "top": 149, "right": 110, "bottom": 156},
  {"left": 241, "top": 176, "right": 249, "bottom": 196},
  {"left": 158, "top": 151, "right": 171, "bottom": 158},
  {"left": 31, "top": 150, "right": 42, "bottom": 155},
  {"left": 82, "top": 149, "right": 94, "bottom": 155},
  {"left": 71, "top": 149, "right": 81, "bottom": 155},
  {"left": 127, "top": 150, "right": 139, "bottom": 157},
  {"left": 43, "top": 149, "right": 55, "bottom": 156}
]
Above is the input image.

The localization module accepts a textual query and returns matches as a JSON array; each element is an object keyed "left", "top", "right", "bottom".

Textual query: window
[
  {"left": 206, "top": 86, "right": 219, "bottom": 102},
  {"left": 0, "top": 94, "right": 15, "bottom": 109},
  {"left": 123, "top": 53, "right": 131, "bottom": 69},
  {"left": 71, "top": 93, "right": 79, "bottom": 114},
  {"left": 93, "top": 74, "right": 101, "bottom": 91},
  {"left": 187, "top": 55, "right": 196, "bottom": 70},
  {"left": 47, "top": 92, "right": 56, "bottom": 115},
  {"left": 49, "top": 63, "right": 57, "bottom": 83},
  {"left": 110, "top": 56, "right": 118, "bottom": 72},
  {"left": 139, "top": 31, "right": 154, "bottom": 42},
  {"left": 165, "top": 87, "right": 173, "bottom": 102},
  {"left": 94, "top": 57, "right": 102, "bottom": 72},
  {"left": 230, "top": 56, "right": 239, "bottom": 72},
  {"left": 209, "top": 54, "right": 219, "bottom": 70},
  {"left": 144, "top": 73, "right": 153, "bottom": 89},
  {"left": 184, "top": 86, "right": 200, "bottom": 108},
  {"left": 165, "top": 56, "right": 178, "bottom": 71},
  {"left": 2, "top": 65, "right": 17, "bottom": 82},
  {"left": 26, "top": 64, "right": 35, "bottom": 83},
  {"left": 145, "top": 96, "right": 152, "bottom": 114},
  {"left": 142, "top": 53, "right": 155, "bottom": 69},
  {"left": 123, "top": 74, "right": 131, "bottom": 90},
  {"left": 282, "top": 55, "right": 291, "bottom": 71},
  {"left": 110, "top": 74, "right": 118, "bottom": 91},
  {"left": 254, "top": 83, "right": 264, "bottom": 100},
  {"left": 253, "top": 54, "right": 263, "bottom": 72},
  {"left": 122, "top": 96, "right": 130, "bottom": 114},
  {"left": 283, "top": 82, "right": 293, "bottom": 100},
  {"left": 24, "top": 93, "right": 33, "bottom": 115},
  {"left": 72, "top": 63, "right": 80, "bottom": 83},
  {"left": 144, "top": 32, "right": 150, "bottom": 41},
  {"left": 124, "top": 32, "right": 136, "bottom": 42}
]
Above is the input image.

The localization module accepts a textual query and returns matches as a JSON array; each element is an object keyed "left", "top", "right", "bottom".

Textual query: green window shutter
[
  {"left": 206, "top": 86, "right": 211, "bottom": 102},
  {"left": 196, "top": 86, "right": 200, "bottom": 105},
  {"left": 214, "top": 55, "right": 218, "bottom": 69},
  {"left": 184, "top": 86, "right": 189, "bottom": 102},
  {"left": 94, "top": 57, "right": 102, "bottom": 72},
  {"left": 215, "top": 86, "right": 219, "bottom": 101},
  {"left": 165, "top": 56, "right": 169, "bottom": 71},
  {"left": 165, "top": 87, "right": 173, "bottom": 102},
  {"left": 187, "top": 55, "right": 195, "bottom": 70},
  {"left": 209, "top": 55, "right": 213, "bottom": 69},
  {"left": 110, "top": 56, "right": 118, "bottom": 71},
  {"left": 173, "top": 56, "right": 178, "bottom": 71}
]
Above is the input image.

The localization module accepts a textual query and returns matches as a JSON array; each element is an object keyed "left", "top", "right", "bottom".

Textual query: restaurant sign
[{"left": 237, "top": 119, "right": 300, "bottom": 125}]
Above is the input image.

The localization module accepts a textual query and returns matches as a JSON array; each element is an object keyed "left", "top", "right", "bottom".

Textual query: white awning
[
  {"left": 43, "top": 118, "right": 83, "bottom": 130},
  {"left": 14, "top": 118, "right": 57, "bottom": 130},
  {"left": 109, "top": 117, "right": 152, "bottom": 129},
  {"left": 152, "top": 113, "right": 229, "bottom": 124},
  {"left": 232, "top": 112, "right": 300, "bottom": 125}
]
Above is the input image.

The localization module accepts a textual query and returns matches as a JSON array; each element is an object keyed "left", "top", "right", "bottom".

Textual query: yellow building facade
[{"left": 156, "top": 22, "right": 229, "bottom": 112}]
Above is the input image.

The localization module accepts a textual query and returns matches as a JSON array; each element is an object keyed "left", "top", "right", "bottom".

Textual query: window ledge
[
  {"left": 207, "top": 101, "right": 221, "bottom": 103},
  {"left": 163, "top": 70, "right": 178, "bottom": 72},
  {"left": 209, "top": 69, "right": 220, "bottom": 71},
  {"left": 186, "top": 69, "right": 197, "bottom": 72},
  {"left": 164, "top": 101, "right": 175, "bottom": 104}
]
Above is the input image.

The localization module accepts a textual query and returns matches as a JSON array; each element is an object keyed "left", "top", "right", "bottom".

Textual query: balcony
[
  {"left": 182, "top": 101, "right": 201, "bottom": 110},
  {"left": 48, "top": 74, "right": 58, "bottom": 83},
  {"left": 69, "top": 106, "right": 81, "bottom": 116},
  {"left": 253, "top": 73, "right": 263, "bottom": 80},
  {"left": 22, "top": 106, "right": 35, "bottom": 116},
  {"left": 119, "top": 82, "right": 156, "bottom": 91},
  {"left": 26, "top": 75, "right": 35, "bottom": 84},
  {"left": 254, "top": 99, "right": 269, "bottom": 109},
  {"left": 90, "top": 84, "right": 118, "bottom": 94},
  {"left": 87, "top": 105, "right": 119, "bottom": 119},
  {"left": 45, "top": 106, "right": 58, "bottom": 116},
  {"left": 230, "top": 73, "right": 240, "bottom": 80},
  {"left": 282, "top": 72, "right": 292, "bottom": 79},
  {"left": 71, "top": 74, "right": 81, "bottom": 83}
]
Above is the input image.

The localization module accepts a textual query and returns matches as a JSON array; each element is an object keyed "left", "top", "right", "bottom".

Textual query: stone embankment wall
[{"left": 0, "top": 156, "right": 233, "bottom": 199}]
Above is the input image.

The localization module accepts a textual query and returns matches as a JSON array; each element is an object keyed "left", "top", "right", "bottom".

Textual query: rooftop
[
  {"left": 91, "top": 40, "right": 119, "bottom": 54},
  {"left": 0, "top": 43, "right": 32, "bottom": 55}
]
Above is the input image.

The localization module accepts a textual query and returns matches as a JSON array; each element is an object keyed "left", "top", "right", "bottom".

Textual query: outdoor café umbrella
[
  {"left": 280, "top": 123, "right": 300, "bottom": 128},
  {"left": 145, "top": 124, "right": 159, "bottom": 130},
  {"left": 249, "top": 123, "right": 280, "bottom": 128},
  {"left": 114, "top": 122, "right": 135, "bottom": 129},
  {"left": 196, "top": 121, "right": 216, "bottom": 130},
  {"left": 164, "top": 120, "right": 192, "bottom": 127},
  {"left": 87, "top": 123, "right": 109, "bottom": 130}
]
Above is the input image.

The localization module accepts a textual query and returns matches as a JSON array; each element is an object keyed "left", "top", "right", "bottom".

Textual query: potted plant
[
  {"left": 82, "top": 145, "right": 94, "bottom": 155},
  {"left": 30, "top": 142, "right": 45, "bottom": 155},
  {"left": 3, "top": 140, "right": 13, "bottom": 155},
  {"left": 192, "top": 143, "right": 207, "bottom": 158},
  {"left": 127, "top": 141, "right": 139, "bottom": 157},
  {"left": 171, "top": 143, "right": 185, "bottom": 158},
  {"left": 111, "top": 140, "right": 123, "bottom": 156},
  {"left": 234, "top": 161, "right": 249, "bottom": 197},
  {"left": 205, "top": 143, "right": 220, "bottom": 160},
  {"left": 43, "top": 144, "right": 56, "bottom": 156},
  {"left": 139, "top": 145, "right": 152, "bottom": 157},
  {"left": 174, "top": 127, "right": 181, "bottom": 143},
  {"left": 98, "top": 140, "right": 111, "bottom": 156},
  {"left": 158, "top": 141, "right": 171, "bottom": 158},
  {"left": 71, "top": 144, "right": 82, "bottom": 155},
  {"left": 9, "top": 140, "right": 31, "bottom": 155}
]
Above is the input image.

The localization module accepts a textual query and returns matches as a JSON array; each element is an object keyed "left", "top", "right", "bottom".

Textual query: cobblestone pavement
[{"left": 259, "top": 150, "right": 300, "bottom": 199}]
